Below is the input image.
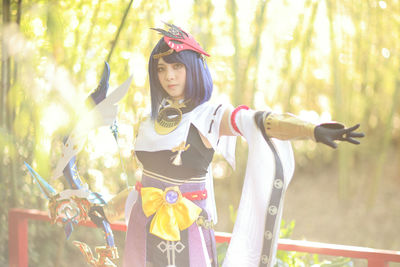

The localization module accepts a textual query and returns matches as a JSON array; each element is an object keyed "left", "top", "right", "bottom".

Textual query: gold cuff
[
  {"left": 264, "top": 112, "right": 316, "bottom": 141},
  {"left": 103, "top": 187, "right": 134, "bottom": 222}
]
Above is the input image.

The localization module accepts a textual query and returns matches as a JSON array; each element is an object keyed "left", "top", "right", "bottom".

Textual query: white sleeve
[
  {"left": 223, "top": 108, "right": 295, "bottom": 267},
  {"left": 191, "top": 103, "right": 237, "bottom": 169}
]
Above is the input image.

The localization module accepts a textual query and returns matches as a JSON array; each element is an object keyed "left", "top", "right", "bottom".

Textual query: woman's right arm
[{"left": 220, "top": 106, "right": 364, "bottom": 148}]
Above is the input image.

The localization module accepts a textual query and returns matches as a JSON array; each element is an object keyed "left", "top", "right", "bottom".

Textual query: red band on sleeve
[{"left": 230, "top": 105, "right": 249, "bottom": 136}]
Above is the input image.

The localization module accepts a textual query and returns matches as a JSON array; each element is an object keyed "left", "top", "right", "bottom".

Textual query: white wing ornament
[{"left": 52, "top": 75, "right": 133, "bottom": 180}]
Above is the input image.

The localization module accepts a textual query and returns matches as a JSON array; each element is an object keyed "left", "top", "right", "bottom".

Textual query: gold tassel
[
  {"left": 171, "top": 142, "right": 190, "bottom": 166},
  {"left": 172, "top": 151, "right": 183, "bottom": 166}
]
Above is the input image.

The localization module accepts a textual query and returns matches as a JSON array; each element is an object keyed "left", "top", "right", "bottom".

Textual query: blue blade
[
  {"left": 63, "top": 155, "right": 83, "bottom": 189},
  {"left": 25, "top": 162, "right": 57, "bottom": 200},
  {"left": 88, "top": 61, "right": 110, "bottom": 105},
  {"left": 102, "top": 220, "right": 115, "bottom": 247}
]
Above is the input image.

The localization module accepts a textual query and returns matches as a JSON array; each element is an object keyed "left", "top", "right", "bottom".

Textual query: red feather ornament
[{"left": 152, "top": 22, "right": 210, "bottom": 57}]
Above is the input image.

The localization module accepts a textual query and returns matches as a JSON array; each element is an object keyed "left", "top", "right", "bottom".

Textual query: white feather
[{"left": 52, "top": 75, "right": 133, "bottom": 180}]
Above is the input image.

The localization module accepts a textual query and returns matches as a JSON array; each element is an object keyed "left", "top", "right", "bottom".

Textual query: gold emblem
[{"left": 155, "top": 99, "right": 187, "bottom": 135}]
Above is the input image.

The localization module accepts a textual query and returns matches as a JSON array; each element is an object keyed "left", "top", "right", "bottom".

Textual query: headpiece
[{"left": 151, "top": 22, "right": 210, "bottom": 59}]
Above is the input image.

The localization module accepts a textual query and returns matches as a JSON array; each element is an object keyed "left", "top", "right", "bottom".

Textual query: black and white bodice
[
  {"left": 134, "top": 102, "right": 237, "bottom": 179},
  {"left": 136, "top": 124, "right": 214, "bottom": 178}
]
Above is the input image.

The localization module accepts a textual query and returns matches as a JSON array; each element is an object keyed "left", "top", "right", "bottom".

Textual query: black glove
[
  {"left": 88, "top": 205, "right": 108, "bottom": 228},
  {"left": 314, "top": 123, "right": 365, "bottom": 149}
]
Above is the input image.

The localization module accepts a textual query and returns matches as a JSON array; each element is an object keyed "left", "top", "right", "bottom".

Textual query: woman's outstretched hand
[{"left": 314, "top": 123, "right": 365, "bottom": 149}]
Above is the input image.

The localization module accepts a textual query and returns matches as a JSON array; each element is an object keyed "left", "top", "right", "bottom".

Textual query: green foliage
[
  {"left": 228, "top": 204, "right": 237, "bottom": 224},
  {"left": 276, "top": 221, "right": 353, "bottom": 267},
  {"left": 276, "top": 254, "right": 353, "bottom": 267},
  {"left": 217, "top": 220, "right": 354, "bottom": 266},
  {"left": 217, "top": 242, "right": 229, "bottom": 266},
  {"left": 279, "top": 219, "right": 296, "bottom": 239}
]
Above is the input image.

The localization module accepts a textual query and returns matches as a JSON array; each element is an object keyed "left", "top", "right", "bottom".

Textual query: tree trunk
[
  {"left": 226, "top": 0, "right": 247, "bottom": 224},
  {"left": 227, "top": 0, "right": 241, "bottom": 106},
  {"left": 277, "top": 6, "right": 307, "bottom": 104},
  {"left": 13, "top": 0, "right": 22, "bottom": 84},
  {"left": 193, "top": 0, "right": 214, "bottom": 51},
  {"left": 326, "top": 0, "right": 349, "bottom": 199},
  {"left": 285, "top": 0, "right": 319, "bottom": 111},
  {"left": 79, "top": 0, "right": 103, "bottom": 81},
  {"left": 1, "top": 0, "right": 11, "bottom": 128},
  {"left": 248, "top": 0, "right": 269, "bottom": 106},
  {"left": 106, "top": 0, "right": 134, "bottom": 63}
]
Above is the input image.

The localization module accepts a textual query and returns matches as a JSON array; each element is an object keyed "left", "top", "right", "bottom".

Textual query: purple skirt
[{"left": 123, "top": 174, "right": 217, "bottom": 267}]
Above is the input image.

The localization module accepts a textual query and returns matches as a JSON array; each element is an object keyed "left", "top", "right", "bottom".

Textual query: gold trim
[
  {"left": 73, "top": 241, "right": 118, "bottom": 266},
  {"left": 153, "top": 48, "right": 174, "bottom": 59},
  {"left": 155, "top": 99, "right": 187, "bottom": 135},
  {"left": 143, "top": 169, "right": 206, "bottom": 185},
  {"left": 162, "top": 186, "right": 182, "bottom": 206}
]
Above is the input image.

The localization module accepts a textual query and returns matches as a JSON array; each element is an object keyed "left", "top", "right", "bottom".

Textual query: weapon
[{"left": 26, "top": 62, "right": 132, "bottom": 266}]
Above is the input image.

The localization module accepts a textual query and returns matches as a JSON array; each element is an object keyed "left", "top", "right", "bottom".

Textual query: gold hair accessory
[{"left": 153, "top": 48, "right": 174, "bottom": 59}]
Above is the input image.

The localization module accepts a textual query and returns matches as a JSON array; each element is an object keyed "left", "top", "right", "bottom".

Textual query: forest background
[{"left": 1, "top": 0, "right": 400, "bottom": 266}]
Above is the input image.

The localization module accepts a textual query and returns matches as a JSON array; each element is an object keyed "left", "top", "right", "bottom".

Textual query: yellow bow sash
[{"left": 141, "top": 186, "right": 202, "bottom": 241}]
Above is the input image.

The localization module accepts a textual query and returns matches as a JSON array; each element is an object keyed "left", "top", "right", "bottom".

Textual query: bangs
[
  {"left": 153, "top": 40, "right": 185, "bottom": 65},
  {"left": 163, "top": 51, "right": 185, "bottom": 65}
]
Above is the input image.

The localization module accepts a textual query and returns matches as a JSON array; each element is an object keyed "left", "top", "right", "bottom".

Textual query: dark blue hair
[{"left": 148, "top": 38, "right": 213, "bottom": 119}]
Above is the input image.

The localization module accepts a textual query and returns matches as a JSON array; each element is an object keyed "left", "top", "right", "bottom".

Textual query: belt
[
  {"left": 135, "top": 181, "right": 207, "bottom": 201},
  {"left": 142, "top": 169, "right": 206, "bottom": 185}
]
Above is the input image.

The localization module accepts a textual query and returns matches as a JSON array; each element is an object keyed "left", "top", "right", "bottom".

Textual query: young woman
[{"left": 121, "top": 23, "right": 363, "bottom": 267}]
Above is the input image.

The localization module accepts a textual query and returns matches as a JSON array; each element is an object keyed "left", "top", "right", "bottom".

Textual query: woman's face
[{"left": 157, "top": 57, "right": 186, "bottom": 100}]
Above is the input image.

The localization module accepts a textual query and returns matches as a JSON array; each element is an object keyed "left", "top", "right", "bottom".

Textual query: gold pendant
[{"left": 155, "top": 99, "right": 186, "bottom": 135}]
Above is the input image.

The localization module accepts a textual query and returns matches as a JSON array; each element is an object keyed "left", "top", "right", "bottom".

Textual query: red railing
[{"left": 8, "top": 208, "right": 400, "bottom": 267}]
